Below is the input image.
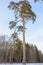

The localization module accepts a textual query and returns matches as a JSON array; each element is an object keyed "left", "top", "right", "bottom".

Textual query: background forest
[{"left": 0, "top": 35, "right": 43, "bottom": 63}]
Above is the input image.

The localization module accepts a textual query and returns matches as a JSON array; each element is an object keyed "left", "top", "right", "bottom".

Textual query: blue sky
[{"left": 0, "top": 0, "right": 43, "bottom": 53}]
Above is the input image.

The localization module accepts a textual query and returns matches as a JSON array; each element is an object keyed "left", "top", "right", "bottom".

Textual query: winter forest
[{"left": 0, "top": 35, "right": 43, "bottom": 63}]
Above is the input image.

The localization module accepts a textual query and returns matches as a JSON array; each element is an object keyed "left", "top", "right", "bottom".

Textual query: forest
[{"left": 0, "top": 35, "right": 43, "bottom": 63}]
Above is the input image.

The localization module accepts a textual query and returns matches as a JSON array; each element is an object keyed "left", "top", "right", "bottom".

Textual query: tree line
[{"left": 0, "top": 35, "right": 43, "bottom": 63}]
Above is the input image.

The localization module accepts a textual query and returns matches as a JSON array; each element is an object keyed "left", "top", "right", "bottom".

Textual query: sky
[{"left": 0, "top": 0, "right": 43, "bottom": 53}]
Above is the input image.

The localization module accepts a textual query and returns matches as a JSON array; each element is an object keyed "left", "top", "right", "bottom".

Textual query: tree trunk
[{"left": 22, "top": 15, "right": 26, "bottom": 65}]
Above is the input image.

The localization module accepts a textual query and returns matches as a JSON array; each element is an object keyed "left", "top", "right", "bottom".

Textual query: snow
[{"left": 0, "top": 63, "right": 43, "bottom": 65}]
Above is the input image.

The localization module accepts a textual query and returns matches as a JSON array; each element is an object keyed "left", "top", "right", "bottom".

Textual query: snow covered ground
[{"left": 0, "top": 63, "right": 43, "bottom": 65}]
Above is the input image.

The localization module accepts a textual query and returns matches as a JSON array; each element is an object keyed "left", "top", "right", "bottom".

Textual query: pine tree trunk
[{"left": 22, "top": 15, "right": 26, "bottom": 65}]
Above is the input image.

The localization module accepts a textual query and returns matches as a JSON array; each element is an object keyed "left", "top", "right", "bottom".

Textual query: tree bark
[{"left": 22, "top": 15, "right": 26, "bottom": 65}]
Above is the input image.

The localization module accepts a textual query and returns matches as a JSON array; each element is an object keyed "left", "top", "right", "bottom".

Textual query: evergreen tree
[{"left": 8, "top": 0, "right": 36, "bottom": 64}]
